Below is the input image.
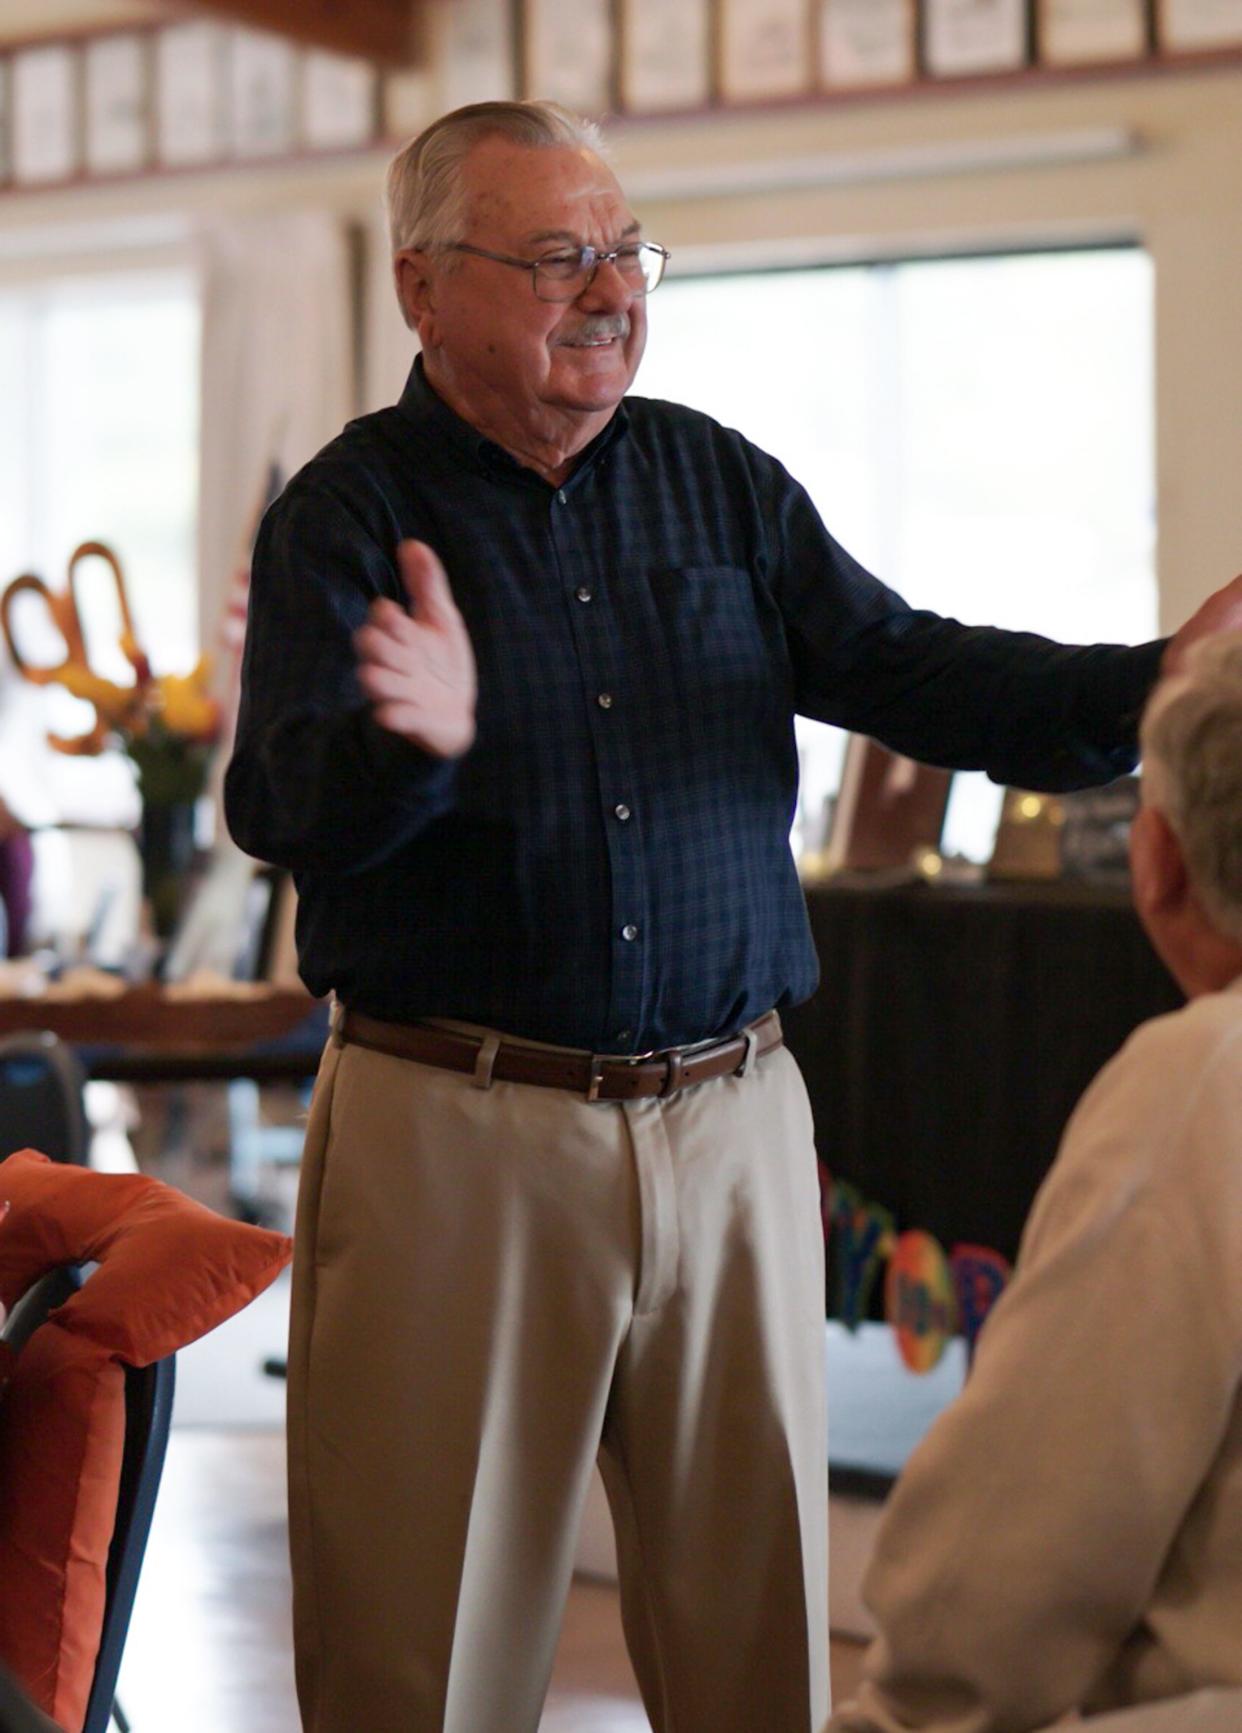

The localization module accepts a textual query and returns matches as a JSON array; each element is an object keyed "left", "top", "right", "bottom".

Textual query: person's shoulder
[
  {"left": 625, "top": 391, "right": 762, "bottom": 450},
  {"left": 1060, "top": 987, "right": 1242, "bottom": 1182},
  {"left": 1014, "top": 987, "right": 1242, "bottom": 1269},
  {"left": 1114, "top": 986, "right": 1242, "bottom": 1086},
  {"left": 290, "top": 406, "right": 408, "bottom": 495},
  {"left": 622, "top": 393, "right": 787, "bottom": 480},
  {"left": 265, "top": 408, "right": 409, "bottom": 533}
]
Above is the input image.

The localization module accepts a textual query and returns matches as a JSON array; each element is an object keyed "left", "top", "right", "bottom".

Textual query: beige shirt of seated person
[{"left": 829, "top": 977, "right": 1242, "bottom": 1733}]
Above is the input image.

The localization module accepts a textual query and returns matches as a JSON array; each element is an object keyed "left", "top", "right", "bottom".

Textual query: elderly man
[
  {"left": 828, "top": 633, "right": 1242, "bottom": 1733},
  {"left": 225, "top": 99, "right": 1242, "bottom": 1733}
]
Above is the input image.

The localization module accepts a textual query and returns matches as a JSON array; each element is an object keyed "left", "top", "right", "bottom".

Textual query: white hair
[
  {"left": 384, "top": 100, "right": 606, "bottom": 258},
  {"left": 1141, "top": 631, "right": 1242, "bottom": 942}
]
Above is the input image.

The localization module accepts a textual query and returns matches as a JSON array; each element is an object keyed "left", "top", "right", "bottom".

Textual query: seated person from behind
[{"left": 829, "top": 631, "right": 1242, "bottom": 1733}]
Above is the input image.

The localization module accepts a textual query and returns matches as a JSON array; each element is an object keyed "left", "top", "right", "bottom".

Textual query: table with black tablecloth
[{"left": 782, "top": 879, "right": 1182, "bottom": 1268}]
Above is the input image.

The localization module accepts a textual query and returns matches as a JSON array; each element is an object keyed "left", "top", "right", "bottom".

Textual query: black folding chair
[
  {"left": 1, "top": 1269, "right": 176, "bottom": 1733},
  {"left": 0, "top": 1032, "right": 90, "bottom": 1165}
]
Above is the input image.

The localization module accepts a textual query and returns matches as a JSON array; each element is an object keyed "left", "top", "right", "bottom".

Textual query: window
[
  {"left": 0, "top": 267, "right": 200, "bottom": 831},
  {"left": 639, "top": 247, "right": 1156, "bottom": 859}
]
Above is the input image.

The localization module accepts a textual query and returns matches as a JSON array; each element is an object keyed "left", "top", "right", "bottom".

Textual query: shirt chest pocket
[{"left": 641, "top": 564, "right": 784, "bottom": 709}]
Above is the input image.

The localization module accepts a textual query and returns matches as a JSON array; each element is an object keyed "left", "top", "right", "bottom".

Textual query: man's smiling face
[{"left": 399, "top": 135, "right": 648, "bottom": 442}]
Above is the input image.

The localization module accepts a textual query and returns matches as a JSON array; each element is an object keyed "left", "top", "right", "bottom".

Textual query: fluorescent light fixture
[{"left": 625, "top": 127, "right": 1141, "bottom": 201}]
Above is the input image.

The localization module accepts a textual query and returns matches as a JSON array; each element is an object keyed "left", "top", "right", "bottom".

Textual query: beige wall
[{"left": 1, "top": 60, "right": 1240, "bottom": 630}]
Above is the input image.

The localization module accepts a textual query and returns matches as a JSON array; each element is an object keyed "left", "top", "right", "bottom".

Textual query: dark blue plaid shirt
[{"left": 225, "top": 360, "right": 1164, "bottom": 1052}]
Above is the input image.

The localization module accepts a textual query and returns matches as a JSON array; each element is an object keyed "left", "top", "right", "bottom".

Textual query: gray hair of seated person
[
  {"left": 385, "top": 100, "right": 606, "bottom": 259},
  {"left": 1141, "top": 631, "right": 1242, "bottom": 943}
]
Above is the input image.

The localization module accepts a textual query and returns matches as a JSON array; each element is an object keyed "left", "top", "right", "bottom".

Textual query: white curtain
[
  {"left": 196, "top": 210, "right": 355, "bottom": 664},
  {"left": 194, "top": 211, "right": 354, "bottom": 866},
  {"left": 362, "top": 205, "right": 419, "bottom": 416}
]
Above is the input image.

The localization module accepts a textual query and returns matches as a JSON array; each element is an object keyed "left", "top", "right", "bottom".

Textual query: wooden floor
[{"left": 118, "top": 1428, "right": 868, "bottom": 1731}]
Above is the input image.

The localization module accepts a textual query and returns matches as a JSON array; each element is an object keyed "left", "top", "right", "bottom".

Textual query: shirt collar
[{"left": 395, "top": 354, "right": 628, "bottom": 488}]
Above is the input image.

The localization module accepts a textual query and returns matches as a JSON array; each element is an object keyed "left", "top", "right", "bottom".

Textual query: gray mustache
[{"left": 561, "top": 316, "right": 630, "bottom": 344}]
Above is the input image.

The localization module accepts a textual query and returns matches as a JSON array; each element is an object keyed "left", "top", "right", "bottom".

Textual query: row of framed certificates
[
  {"left": 1, "top": 0, "right": 1241, "bottom": 190},
  {"left": 560, "top": 0, "right": 1242, "bottom": 112},
  {"left": 0, "top": 24, "right": 380, "bottom": 188}
]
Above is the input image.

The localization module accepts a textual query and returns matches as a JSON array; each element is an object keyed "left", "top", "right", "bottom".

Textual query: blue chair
[
  {"left": 83, "top": 1352, "right": 176, "bottom": 1733},
  {"left": 0, "top": 1032, "right": 89, "bottom": 1166},
  {"left": 1, "top": 1269, "right": 176, "bottom": 1733}
]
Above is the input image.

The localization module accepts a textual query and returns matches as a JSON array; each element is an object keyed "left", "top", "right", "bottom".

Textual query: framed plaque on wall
[
  {"left": 301, "top": 51, "right": 377, "bottom": 151},
  {"left": 156, "top": 23, "right": 227, "bottom": 167},
  {"left": 435, "top": 0, "right": 516, "bottom": 109},
  {"left": 719, "top": 0, "right": 813, "bottom": 102},
  {"left": 1156, "top": 0, "right": 1242, "bottom": 49},
  {"left": 819, "top": 0, "right": 917, "bottom": 89},
  {"left": 1036, "top": 0, "right": 1148, "bottom": 62},
  {"left": 522, "top": 0, "right": 613, "bottom": 114},
  {"left": 923, "top": 0, "right": 1030, "bottom": 76},
  {"left": 11, "top": 45, "right": 79, "bottom": 185},
  {"left": 229, "top": 29, "right": 297, "bottom": 158},
  {"left": 84, "top": 34, "right": 149, "bottom": 177},
  {"left": 619, "top": 0, "right": 713, "bottom": 112}
]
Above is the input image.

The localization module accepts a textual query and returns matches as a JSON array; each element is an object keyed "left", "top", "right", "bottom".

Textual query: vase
[{"left": 138, "top": 798, "right": 197, "bottom": 941}]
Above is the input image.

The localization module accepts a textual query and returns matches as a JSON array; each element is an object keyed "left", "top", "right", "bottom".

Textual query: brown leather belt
[{"left": 337, "top": 1008, "right": 783, "bottom": 1101}]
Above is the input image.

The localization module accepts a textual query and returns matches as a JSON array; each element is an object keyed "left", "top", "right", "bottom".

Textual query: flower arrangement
[
  {"left": 1, "top": 541, "right": 222, "bottom": 937},
  {"left": 55, "top": 651, "right": 221, "bottom": 803},
  {"left": 0, "top": 540, "right": 221, "bottom": 800}
]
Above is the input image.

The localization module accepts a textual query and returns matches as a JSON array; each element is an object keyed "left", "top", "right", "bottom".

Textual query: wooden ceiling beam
[{"left": 160, "top": 0, "right": 426, "bottom": 65}]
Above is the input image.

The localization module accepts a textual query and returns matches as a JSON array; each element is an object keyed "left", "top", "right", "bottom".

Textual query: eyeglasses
[{"left": 445, "top": 239, "right": 670, "bottom": 302}]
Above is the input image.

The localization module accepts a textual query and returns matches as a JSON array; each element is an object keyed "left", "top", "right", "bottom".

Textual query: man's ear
[
  {"left": 394, "top": 250, "right": 435, "bottom": 336},
  {"left": 1130, "top": 804, "right": 1188, "bottom": 927}
]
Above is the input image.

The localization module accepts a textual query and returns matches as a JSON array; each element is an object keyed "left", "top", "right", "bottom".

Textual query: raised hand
[
  {"left": 353, "top": 539, "right": 477, "bottom": 758},
  {"left": 1162, "top": 572, "right": 1242, "bottom": 677}
]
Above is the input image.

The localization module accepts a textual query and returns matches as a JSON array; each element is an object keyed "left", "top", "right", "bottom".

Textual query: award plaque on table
[
  {"left": 84, "top": 34, "right": 149, "bottom": 177},
  {"left": 229, "top": 29, "right": 297, "bottom": 158},
  {"left": 11, "top": 45, "right": 79, "bottom": 185},
  {"left": 719, "top": 0, "right": 814, "bottom": 103},
  {"left": 619, "top": 0, "right": 713, "bottom": 113},
  {"left": 1036, "top": 0, "right": 1149, "bottom": 63},
  {"left": 987, "top": 788, "right": 1065, "bottom": 881},
  {"left": 522, "top": 0, "right": 613, "bottom": 114},
  {"left": 822, "top": 736, "right": 953, "bottom": 875},
  {"left": 923, "top": 0, "right": 1031, "bottom": 77},
  {"left": 156, "top": 23, "right": 227, "bottom": 167},
  {"left": 819, "top": 0, "right": 918, "bottom": 89},
  {"left": 300, "top": 51, "right": 377, "bottom": 152},
  {"left": 1058, "top": 776, "right": 1139, "bottom": 885},
  {"left": 1156, "top": 0, "right": 1242, "bottom": 50}
]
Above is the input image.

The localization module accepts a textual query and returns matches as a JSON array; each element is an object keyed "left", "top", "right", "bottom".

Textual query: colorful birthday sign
[{"left": 819, "top": 1161, "right": 1012, "bottom": 1373}]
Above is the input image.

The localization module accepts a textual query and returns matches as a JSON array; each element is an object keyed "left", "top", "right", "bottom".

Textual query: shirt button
[
  {"left": 597, "top": 692, "right": 613, "bottom": 710},
  {"left": 557, "top": 488, "right": 568, "bottom": 504},
  {"left": 616, "top": 1029, "right": 632, "bottom": 1045},
  {"left": 576, "top": 586, "right": 593, "bottom": 603},
  {"left": 621, "top": 924, "right": 639, "bottom": 942},
  {"left": 614, "top": 803, "right": 631, "bottom": 821}
]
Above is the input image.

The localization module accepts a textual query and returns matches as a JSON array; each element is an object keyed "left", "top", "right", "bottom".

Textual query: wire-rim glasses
[{"left": 445, "top": 239, "right": 670, "bottom": 301}]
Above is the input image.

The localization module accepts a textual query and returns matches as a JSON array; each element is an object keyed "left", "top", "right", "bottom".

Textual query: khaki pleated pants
[{"left": 286, "top": 1021, "right": 829, "bottom": 1733}]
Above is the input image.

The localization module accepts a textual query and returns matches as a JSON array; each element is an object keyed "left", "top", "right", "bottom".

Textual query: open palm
[{"left": 354, "top": 539, "right": 477, "bottom": 758}]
